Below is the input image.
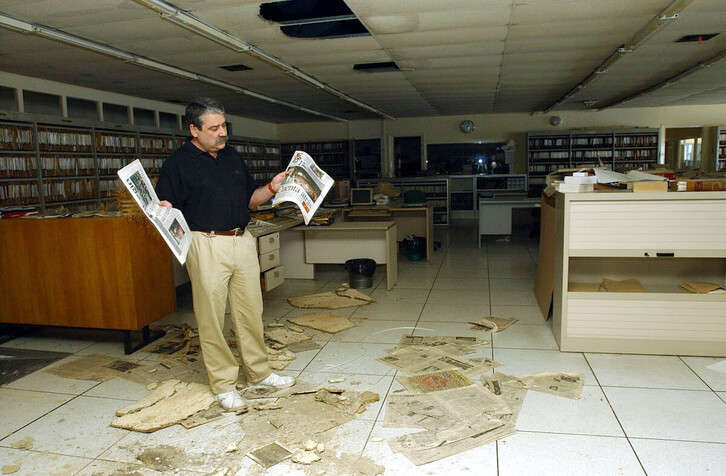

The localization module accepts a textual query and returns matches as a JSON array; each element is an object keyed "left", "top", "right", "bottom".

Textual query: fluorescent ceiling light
[
  {"left": 545, "top": 0, "right": 694, "bottom": 112},
  {"left": 135, "top": 57, "right": 199, "bottom": 80},
  {"left": 599, "top": 49, "right": 726, "bottom": 109},
  {"left": 0, "top": 9, "right": 349, "bottom": 121},
  {"left": 0, "top": 13, "right": 34, "bottom": 33}
]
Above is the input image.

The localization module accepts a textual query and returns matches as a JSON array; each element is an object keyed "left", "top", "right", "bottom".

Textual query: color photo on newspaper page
[
  {"left": 272, "top": 150, "right": 334, "bottom": 224},
  {"left": 117, "top": 159, "right": 191, "bottom": 264}
]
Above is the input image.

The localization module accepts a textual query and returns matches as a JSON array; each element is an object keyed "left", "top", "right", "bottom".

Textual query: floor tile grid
[{"left": 482, "top": 233, "right": 652, "bottom": 475}]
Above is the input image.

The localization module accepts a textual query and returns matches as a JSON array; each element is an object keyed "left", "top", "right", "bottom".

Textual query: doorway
[
  {"left": 394, "top": 136, "right": 421, "bottom": 177},
  {"left": 665, "top": 127, "right": 703, "bottom": 170}
]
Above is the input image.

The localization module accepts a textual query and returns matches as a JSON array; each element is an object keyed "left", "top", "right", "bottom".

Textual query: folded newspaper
[
  {"left": 273, "top": 151, "right": 334, "bottom": 225},
  {"left": 117, "top": 159, "right": 191, "bottom": 264}
]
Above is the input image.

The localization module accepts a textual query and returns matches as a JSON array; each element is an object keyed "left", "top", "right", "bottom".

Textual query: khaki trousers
[{"left": 186, "top": 231, "right": 270, "bottom": 394}]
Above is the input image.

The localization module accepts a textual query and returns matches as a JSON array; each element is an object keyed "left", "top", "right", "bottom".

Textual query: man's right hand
[{"left": 158, "top": 200, "right": 172, "bottom": 208}]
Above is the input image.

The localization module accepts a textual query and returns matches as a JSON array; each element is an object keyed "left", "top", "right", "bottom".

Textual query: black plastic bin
[
  {"left": 345, "top": 258, "right": 377, "bottom": 289},
  {"left": 402, "top": 236, "right": 426, "bottom": 261}
]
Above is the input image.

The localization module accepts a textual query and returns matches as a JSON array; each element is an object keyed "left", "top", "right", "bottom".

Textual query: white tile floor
[{"left": 2, "top": 219, "right": 725, "bottom": 475}]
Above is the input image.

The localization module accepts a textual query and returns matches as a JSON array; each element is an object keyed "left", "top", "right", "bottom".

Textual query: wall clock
[{"left": 460, "top": 120, "right": 475, "bottom": 133}]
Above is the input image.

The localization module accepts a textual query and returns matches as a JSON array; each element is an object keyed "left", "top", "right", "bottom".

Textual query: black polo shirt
[{"left": 155, "top": 140, "right": 258, "bottom": 231}]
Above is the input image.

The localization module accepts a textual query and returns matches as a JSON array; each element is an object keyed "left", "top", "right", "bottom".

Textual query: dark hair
[{"left": 185, "top": 97, "right": 225, "bottom": 129}]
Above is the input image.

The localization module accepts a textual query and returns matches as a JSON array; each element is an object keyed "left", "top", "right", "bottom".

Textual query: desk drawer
[
  {"left": 261, "top": 265, "right": 284, "bottom": 291},
  {"left": 259, "top": 249, "right": 280, "bottom": 272},
  {"left": 258, "top": 232, "right": 280, "bottom": 254}
]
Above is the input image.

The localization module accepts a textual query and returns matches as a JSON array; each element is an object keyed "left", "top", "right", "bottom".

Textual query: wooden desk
[
  {"left": 478, "top": 196, "right": 540, "bottom": 247},
  {"left": 0, "top": 217, "right": 175, "bottom": 352},
  {"left": 280, "top": 221, "right": 398, "bottom": 290},
  {"left": 342, "top": 203, "right": 434, "bottom": 261}
]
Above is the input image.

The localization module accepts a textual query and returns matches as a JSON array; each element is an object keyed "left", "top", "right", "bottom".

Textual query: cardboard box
[{"left": 534, "top": 194, "right": 556, "bottom": 321}]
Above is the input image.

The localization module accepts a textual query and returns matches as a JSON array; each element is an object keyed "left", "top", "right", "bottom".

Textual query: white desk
[
  {"left": 280, "top": 221, "right": 398, "bottom": 290},
  {"left": 478, "top": 196, "right": 540, "bottom": 247},
  {"left": 342, "top": 203, "right": 434, "bottom": 261}
]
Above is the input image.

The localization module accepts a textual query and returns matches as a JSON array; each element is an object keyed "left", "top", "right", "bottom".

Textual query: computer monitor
[{"left": 350, "top": 187, "right": 373, "bottom": 206}]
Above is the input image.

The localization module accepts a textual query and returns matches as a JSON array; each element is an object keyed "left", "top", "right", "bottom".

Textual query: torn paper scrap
[
  {"left": 111, "top": 380, "right": 215, "bottom": 432},
  {"left": 601, "top": 278, "right": 647, "bottom": 293},
  {"left": 378, "top": 346, "right": 478, "bottom": 375},
  {"left": 679, "top": 281, "right": 726, "bottom": 294},
  {"left": 568, "top": 282, "right": 602, "bottom": 292},
  {"left": 287, "top": 312, "right": 356, "bottom": 334},
  {"left": 397, "top": 369, "right": 474, "bottom": 393},
  {"left": 517, "top": 372, "right": 584, "bottom": 399},
  {"left": 468, "top": 316, "right": 518, "bottom": 333}
]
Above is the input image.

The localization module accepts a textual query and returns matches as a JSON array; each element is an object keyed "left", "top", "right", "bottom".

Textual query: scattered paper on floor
[
  {"left": 517, "top": 372, "right": 585, "bottom": 399},
  {"left": 393, "top": 335, "right": 489, "bottom": 355},
  {"left": 378, "top": 346, "right": 478, "bottom": 375},
  {"left": 287, "top": 312, "right": 356, "bottom": 334},
  {"left": 396, "top": 369, "right": 474, "bottom": 393}
]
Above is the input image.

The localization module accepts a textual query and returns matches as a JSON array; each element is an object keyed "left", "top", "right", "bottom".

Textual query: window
[{"left": 678, "top": 137, "right": 701, "bottom": 168}]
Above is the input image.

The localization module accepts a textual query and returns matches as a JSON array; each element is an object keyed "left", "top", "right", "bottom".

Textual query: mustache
[{"left": 216, "top": 136, "right": 228, "bottom": 144}]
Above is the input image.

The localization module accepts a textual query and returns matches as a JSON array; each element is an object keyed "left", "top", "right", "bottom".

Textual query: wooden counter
[{"left": 0, "top": 217, "right": 175, "bottom": 349}]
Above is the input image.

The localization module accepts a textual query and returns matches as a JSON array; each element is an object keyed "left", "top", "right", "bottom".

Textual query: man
[{"left": 156, "top": 97, "right": 293, "bottom": 411}]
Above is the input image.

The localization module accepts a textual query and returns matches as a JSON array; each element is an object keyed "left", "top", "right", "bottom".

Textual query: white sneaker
[
  {"left": 215, "top": 390, "right": 248, "bottom": 411},
  {"left": 253, "top": 372, "right": 295, "bottom": 389}
]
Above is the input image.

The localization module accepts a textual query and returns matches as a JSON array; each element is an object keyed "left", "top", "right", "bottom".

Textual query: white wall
[{"left": 278, "top": 104, "right": 726, "bottom": 173}]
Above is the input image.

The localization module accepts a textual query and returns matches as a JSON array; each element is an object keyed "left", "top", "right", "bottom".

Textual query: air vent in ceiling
[
  {"left": 220, "top": 64, "right": 252, "bottom": 71},
  {"left": 354, "top": 62, "right": 400, "bottom": 73},
  {"left": 260, "top": 0, "right": 370, "bottom": 39},
  {"left": 676, "top": 33, "right": 719, "bottom": 43}
]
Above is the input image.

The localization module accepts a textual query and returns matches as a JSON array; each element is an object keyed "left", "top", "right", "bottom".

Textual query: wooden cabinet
[
  {"left": 552, "top": 191, "right": 726, "bottom": 356},
  {"left": 0, "top": 218, "right": 176, "bottom": 331},
  {"left": 527, "top": 129, "right": 659, "bottom": 195}
]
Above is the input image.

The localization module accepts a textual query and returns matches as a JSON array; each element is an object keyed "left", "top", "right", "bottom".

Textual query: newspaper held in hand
[
  {"left": 272, "top": 151, "right": 334, "bottom": 225},
  {"left": 117, "top": 159, "right": 191, "bottom": 264}
]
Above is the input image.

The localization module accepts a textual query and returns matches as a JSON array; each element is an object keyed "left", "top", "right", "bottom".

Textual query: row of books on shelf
[
  {"left": 282, "top": 142, "right": 344, "bottom": 153},
  {"left": 231, "top": 143, "right": 280, "bottom": 156},
  {"left": 0, "top": 156, "right": 165, "bottom": 177},
  {"left": 0, "top": 182, "right": 39, "bottom": 205},
  {"left": 1, "top": 126, "right": 34, "bottom": 150},
  {"left": 529, "top": 134, "right": 657, "bottom": 150},
  {"left": 1, "top": 125, "right": 183, "bottom": 154}
]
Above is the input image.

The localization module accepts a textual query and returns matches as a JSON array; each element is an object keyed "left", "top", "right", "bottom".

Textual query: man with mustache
[{"left": 156, "top": 97, "right": 293, "bottom": 412}]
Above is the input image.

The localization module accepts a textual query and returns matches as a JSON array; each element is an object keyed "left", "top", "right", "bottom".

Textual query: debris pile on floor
[
  {"left": 288, "top": 283, "right": 376, "bottom": 309},
  {"left": 287, "top": 312, "right": 356, "bottom": 334},
  {"left": 377, "top": 334, "right": 585, "bottom": 465}
]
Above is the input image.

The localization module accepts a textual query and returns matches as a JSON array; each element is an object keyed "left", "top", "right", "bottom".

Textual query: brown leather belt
[{"left": 197, "top": 228, "right": 245, "bottom": 236}]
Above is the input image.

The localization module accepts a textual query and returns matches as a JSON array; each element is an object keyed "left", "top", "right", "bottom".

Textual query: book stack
[{"left": 0, "top": 206, "right": 38, "bottom": 219}]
